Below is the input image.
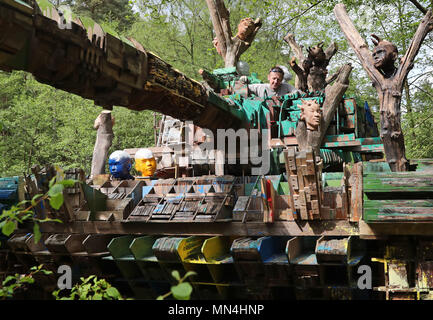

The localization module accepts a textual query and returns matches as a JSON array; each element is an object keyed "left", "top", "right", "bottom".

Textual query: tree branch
[
  {"left": 333, "top": 3, "right": 384, "bottom": 86},
  {"left": 396, "top": 9, "right": 433, "bottom": 85},
  {"left": 283, "top": 33, "right": 306, "bottom": 62},
  {"left": 215, "top": 0, "right": 232, "bottom": 44},
  {"left": 205, "top": 0, "right": 228, "bottom": 57},
  {"left": 408, "top": 0, "right": 428, "bottom": 14}
]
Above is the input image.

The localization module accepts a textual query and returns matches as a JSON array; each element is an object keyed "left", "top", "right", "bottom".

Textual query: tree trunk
[
  {"left": 91, "top": 110, "right": 114, "bottom": 178},
  {"left": 376, "top": 86, "right": 407, "bottom": 171},
  {"left": 205, "top": 0, "right": 261, "bottom": 68}
]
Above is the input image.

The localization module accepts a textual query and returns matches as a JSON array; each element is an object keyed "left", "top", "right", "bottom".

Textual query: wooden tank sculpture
[{"left": 1, "top": 0, "right": 433, "bottom": 300}]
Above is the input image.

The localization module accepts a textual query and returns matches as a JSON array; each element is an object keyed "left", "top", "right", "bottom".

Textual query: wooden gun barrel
[{"left": 0, "top": 0, "right": 249, "bottom": 131}]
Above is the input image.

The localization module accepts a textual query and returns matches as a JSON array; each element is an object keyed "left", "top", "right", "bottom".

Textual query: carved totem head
[
  {"left": 307, "top": 42, "right": 326, "bottom": 66},
  {"left": 300, "top": 99, "right": 322, "bottom": 131},
  {"left": 371, "top": 34, "right": 398, "bottom": 73},
  {"left": 236, "top": 18, "right": 256, "bottom": 41}
]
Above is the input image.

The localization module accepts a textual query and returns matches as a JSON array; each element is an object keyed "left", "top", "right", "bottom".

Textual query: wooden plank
[
  {"left": 365, "top": 207, "right": 433, "bottom": 222},
  {"left": 283, "top": 149, "right": 298, "bottom": 221},
  {"left": 350, "top": 144, "right": 384, "bottom": 153},
  {"left": 324, "top": 133, "right": 355, "bottom": 142},
  {"left": 38, "top": 220, "right": 360, "bottom": 237},
  {"left": 349, "top": 162, "right": 363, "bottom": 222},
  {"left": 322, "top": 140, "right": 361, "bottom": 148}
]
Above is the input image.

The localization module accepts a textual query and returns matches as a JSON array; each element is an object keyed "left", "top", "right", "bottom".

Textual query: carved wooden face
[
  {"left": 236, "top": 18, "right": 255, "bottom": 41},
  {"left": 300, "top": 99, "right": 322, "bottom": 131},
  {"left": 372, "top": 43, "right": 397, "bottom": 70}
]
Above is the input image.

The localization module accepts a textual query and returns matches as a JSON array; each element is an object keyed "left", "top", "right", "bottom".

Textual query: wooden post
[
  {"left": 90, "top": 110, "right": 114, "bottom": 178},
  {"left": 334, "top": 3, "right": 433, "bottom": 171}
]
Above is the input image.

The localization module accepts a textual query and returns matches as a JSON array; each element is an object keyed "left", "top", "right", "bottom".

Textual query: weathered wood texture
[
  {"left": 284, "top": 34, "right": 338, "bottom": 92},
  {"left": 334, "top": 3, "right": 433, "bottom": 171},
  {"left": 284, "top": 147, "right": 323, "bottom": 220},
  {"left": 363, "top": 171, "right": 433, "bottom": 222},
  {"left": 205, "top": 0, "right": 262, "bottom": 68},
  {"left": 295, "top": 63, "right": 353, "bottom": 155},
  {"left": 38, "top": 220, "right": 359, "bottom": 237},
  {"left": 90, "top": 111, "right": 114, "bottom": 178}
]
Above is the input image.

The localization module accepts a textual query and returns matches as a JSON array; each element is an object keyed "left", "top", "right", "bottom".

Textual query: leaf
[
  {"left": 33, "top": 223, "right": 41, "bottom": 243},
  {"left": 49, "top": 192, "right": 64, "bottom": 210},
  {"left": 2, "top": 220, "right": 16, "bottom": 236},
  {"left": 156, "top": 295, "right": 164, "bottom": 300},
  {"left": 48, "top": 183, "right": 64, "bottom": 197},
  {"left": 3, "top": 275, "right": 16, "bottom": 286},
  {"left": 93, "top": 293, "right": 103, "bottom": 300},
  {"left": 58, "top": 179, "right": 77, "bottom": 187},
  {"left": 106, "top": 286, "right": 120, "bottom": 299},
  {"left": 41, "top": 269, "right": 53, "bottom": 275},
  {"left": 49, "top": 176, "right": 57, "bottom": 189},
  {"left": 31, "top": 194, "right": 43, "bottom": 206},
  {"left": 19, "top": 276, "right": 34, "bottom": 284},
  {"left": 182, "top": 271, "right": 197, "bottom": 281},
  {"left": 171, "top": 270, "right": 180, "bottom": 281},
  {"left": 171, "top": 282, "right": 193, "bottom": 300}
]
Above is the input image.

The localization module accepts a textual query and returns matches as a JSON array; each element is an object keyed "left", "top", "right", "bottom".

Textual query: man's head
[
  {"left": 371, "top": 34, "right": 398, "bottom": 72},
  {"left": 109, "top": 150, "right": 132, "bottom": 180},
  {"left": 300, "top": 99, "right": 322, "bottom": 131},
  {"left": 268, "top": 66, "right": 284, "bottom": 91}
]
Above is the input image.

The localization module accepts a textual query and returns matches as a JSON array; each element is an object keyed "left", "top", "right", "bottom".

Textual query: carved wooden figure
[
  {"left": 296, "top": 64, "right": 353, "bottom": 154},
  {"left": 284, "top": 34, "right": 338, "bottom": 92},
  {"left": 334, "top": 3, "right": 433, "bottom": 171}
]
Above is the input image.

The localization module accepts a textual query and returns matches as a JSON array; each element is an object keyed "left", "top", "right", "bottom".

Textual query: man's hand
[{"left": 239, "top": 75, "right": 249, "bottom": 83}]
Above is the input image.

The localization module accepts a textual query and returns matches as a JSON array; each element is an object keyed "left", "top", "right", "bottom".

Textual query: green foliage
[
  {"left": 56, "top": 0, "right": 138, "bottom": 32},
  {"left": 0, "top": 71, "right": 155, "bottom": 177},
  {"left": 0, "top": 168, "right": 70, "bottom": 241},
  {"left": 157, "top": 270, "right": 196, "bottom": 300},
  {"left": 0, "top": 265, "right": 53, "bottom": 300},
  {"left": 52, "top": 275, "right": 126, "bottom": 300}
]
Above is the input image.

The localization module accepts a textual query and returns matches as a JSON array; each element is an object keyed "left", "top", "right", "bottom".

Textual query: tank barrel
[{"left": 0, "top": 0, "right": 249, "bottom": 131}]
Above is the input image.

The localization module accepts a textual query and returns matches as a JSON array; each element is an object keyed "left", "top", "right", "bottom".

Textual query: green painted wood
[
  {"left": 279, "top": 182, "right": 290, "bottom": 195},
  {"left": 364, "top": 199, "right": 433, "bottom": 222},
  {"left": 322, "top": 140, "right": 361, "bottom": 148},
  {"left": 364, "top": 173, "right": 433, "bottom": 193},
  {"left": 129, "top": 236, "right": 159, "bottom": 260},
  {"left": 363, "top": 162, "right": 391, "bottom": 173},
  {"left": 107, "top": 235, "right": 135, "bottom": 259},
  {"left": 324, "top": 134, "right": 355, "bottom": 143}
]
